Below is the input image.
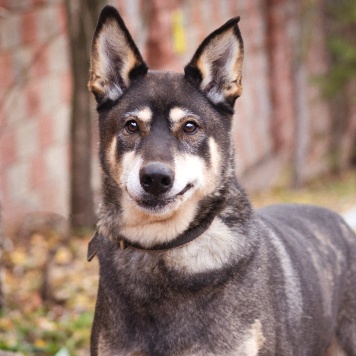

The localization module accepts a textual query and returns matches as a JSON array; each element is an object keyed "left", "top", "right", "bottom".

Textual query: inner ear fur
[
  {"left": 184, "top": 17, "right": 244, "bottom": 109},
  {"left": 88, "top": 5, "right": 148, "bottom": 104}
]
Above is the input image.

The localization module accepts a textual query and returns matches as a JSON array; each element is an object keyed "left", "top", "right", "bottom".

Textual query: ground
[{"left": 0, "top": 168, "right": 355, "bottom": 355}]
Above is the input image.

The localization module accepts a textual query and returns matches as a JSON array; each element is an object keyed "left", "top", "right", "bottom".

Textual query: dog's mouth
[{"left": 135, "top": 183, "right": 194, "bottom": 212}]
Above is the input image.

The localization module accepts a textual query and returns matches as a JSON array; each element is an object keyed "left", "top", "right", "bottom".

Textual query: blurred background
[{"left": 0, "top": 0, "right": 355, "bottom": 354}]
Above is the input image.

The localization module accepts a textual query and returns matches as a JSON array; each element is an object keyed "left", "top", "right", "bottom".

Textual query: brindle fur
[{"left": 88, "top": 6, "right": 356, "bottom": 356}]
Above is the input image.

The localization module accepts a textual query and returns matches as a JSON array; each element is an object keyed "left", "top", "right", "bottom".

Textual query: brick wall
[
  {"left": 0, "top": 0, "right": 342, "bottom": 231},
  {"left": 0, "top": 0, "right": 71, "bottom": 229}
]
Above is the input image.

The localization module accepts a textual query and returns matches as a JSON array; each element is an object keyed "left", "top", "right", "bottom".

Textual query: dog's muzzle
[
  {"left": 139, "top": 162, "right": 174, "bottom": 196},
  {"left": 131, "top": 161, "right": 194, "bottom": 213}
]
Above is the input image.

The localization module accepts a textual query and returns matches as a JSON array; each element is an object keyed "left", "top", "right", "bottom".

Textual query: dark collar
[
  {"left": 87, "top": 198, "right": 224, "bottom": 261},
  {"left": 122, "top": 205, "right": 218, "bottom": 251}
]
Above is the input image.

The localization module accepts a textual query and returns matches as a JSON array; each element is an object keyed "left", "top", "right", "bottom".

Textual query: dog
[{"left": 87, "top": 5, "right": 356, "bottom": 355}]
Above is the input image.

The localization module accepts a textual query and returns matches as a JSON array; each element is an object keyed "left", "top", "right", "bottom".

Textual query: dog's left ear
[
  {"left": 87, "top": 231, "right": 100, "bottom": 262},
  {"left": 184, "top": 17, "right": 243, "bottom": 110},
  {"left": 88, "top": 6, "right": 148, "bottom": 104}
]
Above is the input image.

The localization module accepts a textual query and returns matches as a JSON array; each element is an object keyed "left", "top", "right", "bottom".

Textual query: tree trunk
[
  {"left": 265, "top": 0, "right": 295, "bottom": 156},
  {"left": 292, "top": 0, "right": 317, "bottom": 188},
  {"left": 292, "top": 60, "right": 309, "bottom": 188},
  {"left": 323, "top": 1, "right": 356, "bottom": 172},
  {"left": 65, "top": 0, "right": 104, "bottom": 229}
]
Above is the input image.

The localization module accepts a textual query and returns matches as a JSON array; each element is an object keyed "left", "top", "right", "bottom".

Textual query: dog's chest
[
  {"left": 98, "top": 319, "right": 265, "bottom": 356},
  {"left": 97, "top": 246, "right": 266, "bottom": 355},
  {"left": 98, "top": 292, "right": 265, "bottom": 356}
]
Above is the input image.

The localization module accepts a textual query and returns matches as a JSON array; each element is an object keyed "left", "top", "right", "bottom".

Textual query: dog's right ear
[{"left": 88, "top": 6, "right": 148, "bottom": 105}]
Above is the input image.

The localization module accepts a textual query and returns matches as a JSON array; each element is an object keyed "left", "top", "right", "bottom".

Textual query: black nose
[{"left": 139, "top": 162, "right": 174, "bottom": 195}]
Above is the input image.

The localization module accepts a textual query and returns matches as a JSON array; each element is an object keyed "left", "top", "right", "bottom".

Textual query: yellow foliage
[
  {"left": 10, "top": 248, "right": 27, "bottom": 265},
  {"left": 54, "top": 247, "right": 73, "bottom": 265},
  {"left": 0, "top": 317, "right": 14, "bottom": 331},
  {"left": 172, "top": 9, "right": 186, "bottom": 55},
  {"left": 34, "top": 338, "right": 46, "bottom": 347}
]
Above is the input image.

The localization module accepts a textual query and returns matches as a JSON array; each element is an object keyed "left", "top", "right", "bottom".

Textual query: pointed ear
[
  {"left": 88, "top": 6, "right": 148, "bottom": 104},
  {"left": 184, "top": 17, "right": 244, "bottom": 109}
]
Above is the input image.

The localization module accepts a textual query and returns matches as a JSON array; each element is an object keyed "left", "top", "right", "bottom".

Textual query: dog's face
[{"left": 89, "top": 6, "right": 244, "bottom": 246}]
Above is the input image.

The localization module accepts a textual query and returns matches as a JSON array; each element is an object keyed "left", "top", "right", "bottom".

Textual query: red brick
[
  {"left": 57, "top": 4, "right": 68, "bottom": 34},
  {"left": 116, "top": 1, "right": 125, "bottom": 14},
  {"left": 0, "top": 105, "right": 5, "bottom": 127},
  {"left": 0, "top": 52, "right": 13, "bottom": 90},
  {"left": 32, "top": 44, "right": 49, "bottom": 77},
  {"left": 0, "top": 0, "right": 9, "bottom": 9},
  {"left": 0, "top": 171, "right": 8, "bottom": 204},
  {"left": 21, "top": 11, "right": 38, "bottom": 44},
  {"left": 30, "top": 154, "right": 45, "bottom": 188},
  {"left": 190, "top": 2, "right": 204, "bottom": 42},
  {"left": 0, "top": 127, "right": 16, "bottom": 168},
  {"left": 38, "top": 114, "right": 54, "bottom": 149},
  {"left": 229, "top": 0, "right": 239, "bottom": 15},
  {"left": 26, "top": 82, "right": 41, "bottom": 116},
  {"left": 32, "top": 0, "right": 46, "bottom": 6},
  {"left": 212, "top": 0, "right": 222, "bottom": 23},
  {"left": 233, "top": 129, "right": 248, "bottom": 172},
  {"left": 60, "top": 72, "right": 72, "bottom": 104}
]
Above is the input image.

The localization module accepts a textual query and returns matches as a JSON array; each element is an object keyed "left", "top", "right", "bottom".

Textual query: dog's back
[{"left": 258, "top": 204, "right": 356, "bottom": 355}]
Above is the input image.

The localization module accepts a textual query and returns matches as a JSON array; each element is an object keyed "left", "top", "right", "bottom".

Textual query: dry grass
[{"left": 251, "top": 168, "right": 356, "bottom": 213}]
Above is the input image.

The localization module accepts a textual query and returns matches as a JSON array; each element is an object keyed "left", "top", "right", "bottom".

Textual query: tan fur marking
[
  {"left": 236, "top": 319, "right": 265, "bottom": 356},
  {"left": 107, "top": 136, "right": 117, "bottom": 166},
  {"left": 165, "top": 218, "right": 237, "bottom": 273},
  {"left": 120, "top": 151, "right": 141, "bottom": 190},
  {"left": 98, "top": 333, "right": 110, "bottom": 356},
  {"left": 208, "top": 137, "right": 221, "bottom": 175},
  {"left": 325, "top": 337, "right": 347, "bottom": 356},
  {"left": 169, "top": 107, "right": 190, "bottom": 123},
  {"left": 127, "top": 107, "right": 152, "bottom": 123},
  {"left": 120, "top": 192, "right": 199, "bottom": 247},
  {"left": 107, "top": 136, "right": 125, "bottom": 184}
]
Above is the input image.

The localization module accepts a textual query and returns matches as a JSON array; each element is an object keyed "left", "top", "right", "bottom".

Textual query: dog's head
[{"left": 89, "top": 6, "right": 244, "bottom": 247}]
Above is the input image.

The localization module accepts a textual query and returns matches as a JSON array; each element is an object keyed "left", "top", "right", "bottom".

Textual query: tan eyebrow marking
[
  {"left": 125, "top": 106, "right": 152, "bottom": 123},
  {"left": 169, "top": 107, "right": 192, "bottom": 123}
]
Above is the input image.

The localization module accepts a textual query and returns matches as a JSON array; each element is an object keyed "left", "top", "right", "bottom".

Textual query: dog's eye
[
  {"left": 183, "top": 121, "right": 199, "bottom": 134},
  {"left": 125, "top": 120, "right": 139, "bottom": 133}
]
